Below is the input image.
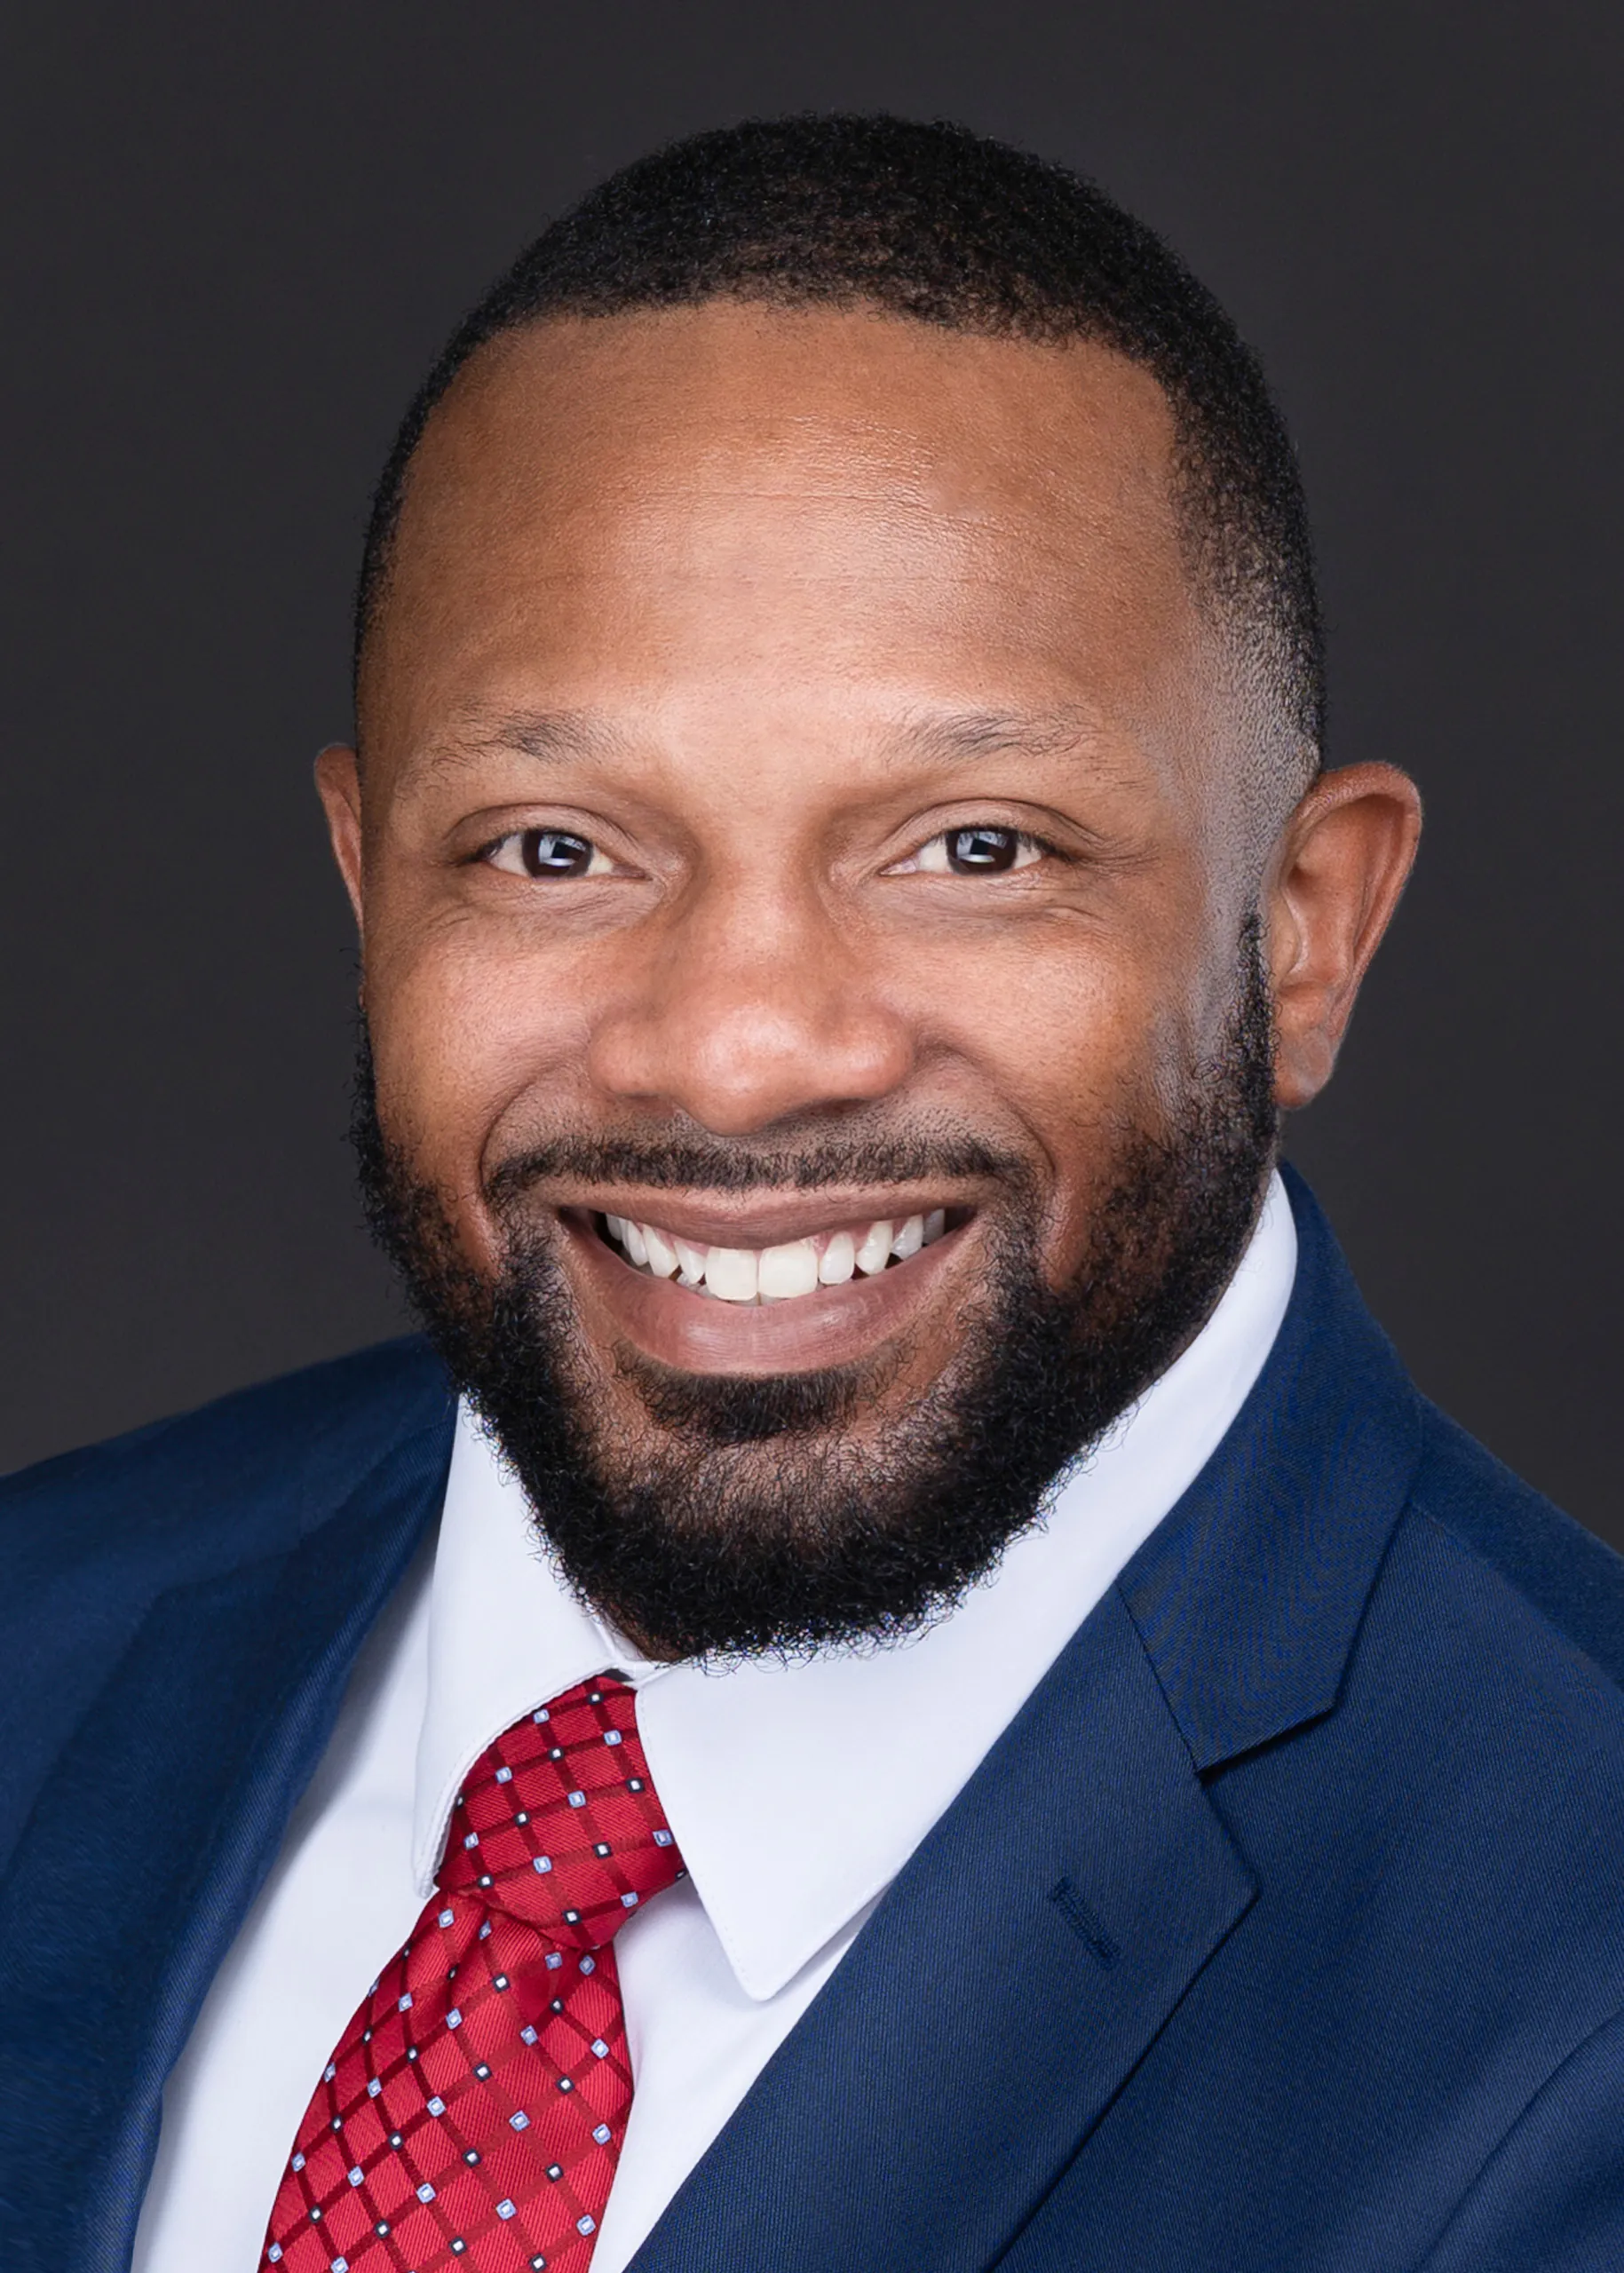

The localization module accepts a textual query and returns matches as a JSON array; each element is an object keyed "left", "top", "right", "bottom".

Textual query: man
[{"left": 4, "top": 111, "right": 1622, "bottom": 2273}]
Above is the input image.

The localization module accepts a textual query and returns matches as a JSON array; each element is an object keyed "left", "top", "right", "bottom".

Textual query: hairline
[{"left": 355, "top": 292, "right": 1321, "bottom": 817}]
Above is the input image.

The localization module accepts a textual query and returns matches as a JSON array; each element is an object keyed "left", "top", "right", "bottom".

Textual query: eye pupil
[
  {"left": 520, "top": 830, "right": 593, "bottom": 877},
  {"left": 947, "top": 827, "right": 1018, "bottom": 873}
]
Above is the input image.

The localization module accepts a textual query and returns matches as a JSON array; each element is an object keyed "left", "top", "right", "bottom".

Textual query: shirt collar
[{"left": 414, "top": 1169, "right": 1297, "bottom": 2000}]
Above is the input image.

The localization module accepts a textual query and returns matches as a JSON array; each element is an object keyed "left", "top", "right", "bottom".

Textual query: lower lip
[{"left": 559, "top": 1212, "right": 973, "bottom": 1374}]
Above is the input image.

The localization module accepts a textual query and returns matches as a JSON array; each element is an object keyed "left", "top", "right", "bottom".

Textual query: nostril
[{"left": 586, "top": 990, "right": 915, "bottom": 1129}]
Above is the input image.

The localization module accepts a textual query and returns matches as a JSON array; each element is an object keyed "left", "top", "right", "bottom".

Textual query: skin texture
[{"left": 320, "top": 303, "right": 1420, "bottom": 1490}]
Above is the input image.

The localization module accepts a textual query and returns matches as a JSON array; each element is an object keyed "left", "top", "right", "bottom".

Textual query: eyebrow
[
  {"left": 411, "top": 708, "right": 630, "bottom": 779},
  {"left": 408, "top": 701, "right": 1109, "bottom": 784},
  {"left": 883, "top": 706, "right": 1105, "bottom": 767}
]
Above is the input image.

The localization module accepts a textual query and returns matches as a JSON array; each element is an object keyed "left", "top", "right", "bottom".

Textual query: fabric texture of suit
[{"left": 4, "top": 1168, "right": 1623, "bottom": 2272}]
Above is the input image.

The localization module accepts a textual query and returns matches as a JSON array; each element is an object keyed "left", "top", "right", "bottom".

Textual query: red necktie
[{"left": 261, "top": 1675, "right": 684, "bottom": 2273}]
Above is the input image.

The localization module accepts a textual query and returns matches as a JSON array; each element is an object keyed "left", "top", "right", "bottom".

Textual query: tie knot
[{"left": 437, "top": 1675, "right": 683, "bottom": 1947}]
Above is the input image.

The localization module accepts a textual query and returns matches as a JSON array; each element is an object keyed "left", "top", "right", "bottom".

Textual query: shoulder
[
  {"left": 0, "top": 1335, "right": 455, "bottom": 1601},
  {"left": 1367, "top": 1418, "right": 1624, "bottom": 2264},
  {"left": 1400, "top": 1397, "right": 1624, "bottom": 1706},
  {"left": 1329, "top": 1398, "right": 1624, "bottom": 1943},
  {"left": 1343, "top": 1399, "right": 1624, "bottom": 1804},
  {"left": 0, "top": 1339, "right": 454, "bottom": 1864}
]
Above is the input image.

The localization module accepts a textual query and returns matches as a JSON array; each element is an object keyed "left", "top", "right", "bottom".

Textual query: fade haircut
[{"left": 354, "top": 114, "right": 1323, "bottom": 772}]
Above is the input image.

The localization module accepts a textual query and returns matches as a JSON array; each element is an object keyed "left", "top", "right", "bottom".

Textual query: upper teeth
[{"left": 601, "top": 1209, "right": 947, "bottom": 1302}]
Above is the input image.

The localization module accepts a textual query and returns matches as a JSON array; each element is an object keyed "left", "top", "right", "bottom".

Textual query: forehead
[{"left": 361, "top": 303, "right": 1209, "bottom": 773}]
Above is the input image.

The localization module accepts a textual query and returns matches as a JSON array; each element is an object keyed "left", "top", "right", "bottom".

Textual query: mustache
[{"left": 485, "top": 1129, "right": 1030, "bottom": 1208}]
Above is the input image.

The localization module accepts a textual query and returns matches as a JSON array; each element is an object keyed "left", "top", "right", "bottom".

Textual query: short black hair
[{"left": 356, "top": 114, "right": 1322, "bottom": 759}]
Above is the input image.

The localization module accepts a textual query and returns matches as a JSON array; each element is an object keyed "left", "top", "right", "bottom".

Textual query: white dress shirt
[{"left": 133, "top": 1171, "right": 1296, "bottom": 2273}]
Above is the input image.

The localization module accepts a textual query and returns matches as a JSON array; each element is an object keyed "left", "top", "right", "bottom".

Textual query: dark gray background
[{"left": 3, "top": 3, "right": 1619, "bottom": 1540}]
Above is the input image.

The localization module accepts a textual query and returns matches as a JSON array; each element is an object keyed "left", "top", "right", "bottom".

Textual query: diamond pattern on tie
[{"left": 262, "top": 1678, "right": 684, "bottom": 2273}]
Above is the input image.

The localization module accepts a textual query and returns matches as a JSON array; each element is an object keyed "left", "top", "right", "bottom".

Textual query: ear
[
  {"left": 314, "top": 743, "right": 366, "bottom": 939},
  {"left": 1264, "top": 763, "right": 1422, "bottom": 1110}
]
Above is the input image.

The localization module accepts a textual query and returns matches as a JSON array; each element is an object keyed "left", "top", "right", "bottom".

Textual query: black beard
[{"left": 353, "top": 925, "right": 1279, "bottom": 1663}]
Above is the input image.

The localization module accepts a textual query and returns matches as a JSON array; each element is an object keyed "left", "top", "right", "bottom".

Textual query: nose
[{"left": 586, "top": 879, "right": 915, "bottom": 1136}]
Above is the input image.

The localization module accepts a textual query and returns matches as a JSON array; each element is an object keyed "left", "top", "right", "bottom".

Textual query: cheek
[
  {"left": 942, "top": 930, "right": 1195, "bottom": 1275},
  {"left": 366, "top": 915, "right": 599, "bottom": 1226}
]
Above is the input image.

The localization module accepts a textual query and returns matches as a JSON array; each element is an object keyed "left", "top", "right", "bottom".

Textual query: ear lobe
[
  {"left": 314, "top": 743, "right": 367, "bottom": 939},
  {"left": 1266, "top": 763, "right": 1422, "bottom": 1111}
]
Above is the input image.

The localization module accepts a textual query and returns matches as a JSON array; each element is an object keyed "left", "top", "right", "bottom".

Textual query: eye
[
  {"left": 484, "top": 828, "right": 615, "bottom": 879},
  {"left": 893, "top": 827, "right": 1045, "bottom": 875}
]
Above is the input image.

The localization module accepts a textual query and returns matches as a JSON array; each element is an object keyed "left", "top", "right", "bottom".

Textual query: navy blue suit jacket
[{"left": 4, "top": 1170, "right": 1624, "bottom": 2271}]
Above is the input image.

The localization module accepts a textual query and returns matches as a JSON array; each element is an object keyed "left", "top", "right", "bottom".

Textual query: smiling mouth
[{"left": 595, "top": 1207, "right": 955, "bottom": 1303}]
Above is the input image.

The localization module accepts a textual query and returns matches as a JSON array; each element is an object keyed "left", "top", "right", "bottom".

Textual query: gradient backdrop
[{"left": 3, "top": 2, "right": 1620, "bottom": 1545}]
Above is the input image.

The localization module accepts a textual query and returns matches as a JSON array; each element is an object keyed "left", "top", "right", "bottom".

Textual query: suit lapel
[
  {"left": 1116, "top": 1165, "right": 1422, "bottom": 1768},
  {"left": 630, "top": 1587, "right": 1256, "bottom": 2273},
  {"left": 0, "top": 1407, "right": 452, "bottom": 2273},
  {"left": 630, "top": 1172, "right": 1424, "bottom": 2273}
]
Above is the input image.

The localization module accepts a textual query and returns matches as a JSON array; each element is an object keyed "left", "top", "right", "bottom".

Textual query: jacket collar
[
  {"left": 1118, "top": 1164, "right": 1422, "bottom": 1769},
  {"left": 629, "top": 1168, "right": 1423, "bottom": 2273}
]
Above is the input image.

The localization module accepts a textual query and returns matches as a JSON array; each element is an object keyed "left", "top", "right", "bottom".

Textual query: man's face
[{"left": 331, "top": 305, "right": 1295, "bottom": 1656}]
